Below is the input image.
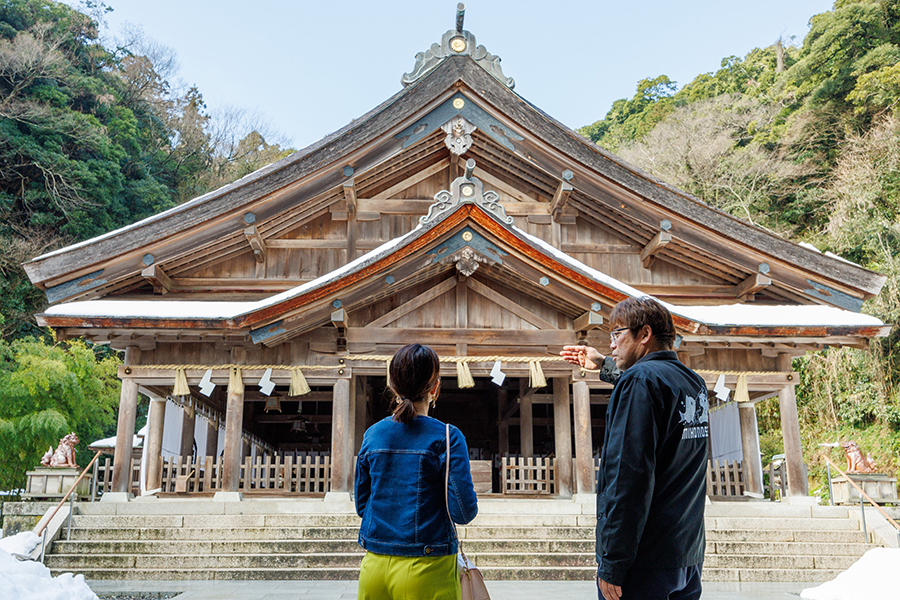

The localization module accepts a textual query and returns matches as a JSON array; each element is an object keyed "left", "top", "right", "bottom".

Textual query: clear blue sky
[{"left": 82, "top": 0, "right": 835, "bottom": 148}]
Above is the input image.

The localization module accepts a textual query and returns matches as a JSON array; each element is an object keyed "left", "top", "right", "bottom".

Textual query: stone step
[
  {"left": 49, "top": 567, "right": 361, "bottom": 581},
  {"left": 709, "top": 540, "right": 876, "bottom": 556},
  {"left": 71, "top": 514, "right": 363, "bottom": 529},
  {"left": 705, "top": 517, "right": 860, "bottom": 531},
  {"left": 703, "top": 553, "right": 862, "bottom": 570},
  {"left": 459, "top": 526, "right": 594, "bottom": 540},
  {"left": 477, "top": 566, "right": 596, "bottom": 581},
  {"left": 66, "top": 526, "right": 361, "bottom": 541},
  {"left": 471, "top": 552, "right": 595, "bottom": 568},
  {"left": 54, "top": 537, "right": 597, "bottom": 555},
  {"left": 53, "top": 539, "right": 364, "bottom": 554},
  {"left": 703, "top": 504, "right": 852, "bottom": 519},
  {"left": 702, "top": 567, "right": 844, "bottom": 583},
  {"left": 706, "top": 528, "right": 874, "bottom": 543},
  {"left": 46, "top": 552, "right": 366, "bottom": 570}
]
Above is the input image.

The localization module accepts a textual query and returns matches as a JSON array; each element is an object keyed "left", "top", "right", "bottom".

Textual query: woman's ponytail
[{"left": 389, "top": 344, "right": 440, "bottom": 424}]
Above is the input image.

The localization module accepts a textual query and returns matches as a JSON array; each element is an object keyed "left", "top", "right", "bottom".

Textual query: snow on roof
[
  {"left": 672, "top": 304, "right": 884, "bottom": 327},
  {"left": 43, "top": 226, "right": 422, "bottom": 321},
  {"left": 88, "top": 433, "right": 142, "bottom": 449},
  {"left": 512, "top": 226, "right": 884, "bottom": 328},
  {"left": 42, "top": 211, "right": 885, "bottom": 331}
]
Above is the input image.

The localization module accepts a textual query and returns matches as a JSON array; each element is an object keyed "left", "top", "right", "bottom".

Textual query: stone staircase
[{"left": 42, "top": 497, "right": 884, "bottom": 582}]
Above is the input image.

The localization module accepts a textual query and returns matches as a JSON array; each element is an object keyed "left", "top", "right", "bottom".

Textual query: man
[{"left": 561, "top": 297, "right": 708, "bottom": 600}]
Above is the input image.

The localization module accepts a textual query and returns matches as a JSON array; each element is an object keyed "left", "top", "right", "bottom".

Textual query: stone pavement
[{"left": 88, "top": 580, "right": 818, "bottom": 599}]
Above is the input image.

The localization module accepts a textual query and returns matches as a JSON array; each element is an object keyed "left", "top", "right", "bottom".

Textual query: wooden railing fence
[{"left": 707, "top": 459, "right": 745, "bottom": 498}]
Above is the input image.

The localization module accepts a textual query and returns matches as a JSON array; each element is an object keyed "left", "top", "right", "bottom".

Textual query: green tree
[
  {"left": 579, "top": 75, "right": 677, "bottom": 151},
  {"left": 0, "top": 336, "right": 121, "bottom": 492}
]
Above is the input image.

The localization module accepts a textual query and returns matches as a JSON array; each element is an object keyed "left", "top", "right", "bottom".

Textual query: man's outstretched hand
[{"left": 560, "top": 345, "right": 603, "bottom": 371}]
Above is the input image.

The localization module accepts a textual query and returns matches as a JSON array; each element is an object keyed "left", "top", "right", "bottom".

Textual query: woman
[{"left": 355, "top": 343, "right": 479, "bottom": 600}]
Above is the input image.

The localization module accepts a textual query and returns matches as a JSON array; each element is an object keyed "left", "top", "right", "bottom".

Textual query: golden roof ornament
[{"left": 401, "top": 3, "right": 515, "bottom": 89}]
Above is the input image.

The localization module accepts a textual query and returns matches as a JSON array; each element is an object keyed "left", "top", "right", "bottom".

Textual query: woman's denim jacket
[{"left": 355, "top": 415, "right": 478, "bottom": 557}]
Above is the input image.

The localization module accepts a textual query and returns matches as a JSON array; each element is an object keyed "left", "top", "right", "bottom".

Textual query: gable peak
[{"left": 401, "top": 3, "right": 515, "bottom": 89}]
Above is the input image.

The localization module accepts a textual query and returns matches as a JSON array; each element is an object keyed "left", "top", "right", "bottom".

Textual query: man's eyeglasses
[{"left": 609, "top": 327, "right": 630, "bottom": 343}]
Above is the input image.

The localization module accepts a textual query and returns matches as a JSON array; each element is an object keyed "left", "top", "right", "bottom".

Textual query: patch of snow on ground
[
  {"left": 800, "top": 548, "right": 900, "bottom": 600},
  {"left": 0, "top": 531, "right": 98, "bottom": 600}
]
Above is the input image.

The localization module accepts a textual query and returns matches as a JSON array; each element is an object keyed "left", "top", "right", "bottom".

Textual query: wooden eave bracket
[
  {"left": 734, "top": 273, "right": 771, "bottom": 301},
  {"left": 244, "top": 225, "right": 267, "bottom": 264},
  {"left": 141, "top": 264, "right": 173, "bottom": 295},
  {"left": 550, "top": 170, "right": 575, "bottom": 222},
  {"left": 573, "top": 310, "right": 603, "bottom": 333},
  {"left": 640, "top": 231, "right": 672, "bottom": 269}
]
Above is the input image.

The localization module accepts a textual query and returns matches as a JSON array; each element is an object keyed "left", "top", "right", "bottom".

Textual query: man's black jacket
[{"left": 596, "top": 351, "right": 709, "bottom": 585}]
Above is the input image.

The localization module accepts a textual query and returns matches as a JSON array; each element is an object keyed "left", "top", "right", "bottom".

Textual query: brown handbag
[{"left": 445, "top": 423, "right": 491, "bottom": 600}]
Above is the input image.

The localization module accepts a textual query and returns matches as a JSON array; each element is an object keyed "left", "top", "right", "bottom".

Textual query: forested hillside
[
  {"left": 0, "top": 0, "right": 293, "bottom": 490},
  {"left": 580, "top": 0, "right": 900, "bottom": 494}
]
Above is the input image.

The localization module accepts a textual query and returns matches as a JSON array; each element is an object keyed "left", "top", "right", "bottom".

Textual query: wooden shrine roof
[{"left": 24, "top": 54, "right": 887, "bottom": 316}]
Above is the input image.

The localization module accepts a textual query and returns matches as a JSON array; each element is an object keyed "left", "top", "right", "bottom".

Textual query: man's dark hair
[
  {"left": 389, "top": 343, "right": 440, "bottom": 424},
  {"left": 610, "top": 297, "right": 676, "bottom": 349}
]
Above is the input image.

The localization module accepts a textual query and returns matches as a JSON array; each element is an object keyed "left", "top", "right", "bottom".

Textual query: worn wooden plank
[
  {"left": 640, "top": 231, "right": 672, "bottom": 269},
  {"left": 346, "top": 327, "right": 576, "bottom": 346},
  {"left": 373, "top": 158, "right": 449, "bottom": 199},
  {"left": 560, "top": 243, "right": 641, "bottom": 254},
  {"left": 367, "top": 276, "right": 457, "bottom": 328},
  {"left": 244, "top": 226, "right": 267, "bottom": 264},
  {"left": 467, "top": 277, "right": 556, "bottom": 330}
]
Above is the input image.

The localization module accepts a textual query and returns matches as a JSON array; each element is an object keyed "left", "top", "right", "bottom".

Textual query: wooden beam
[
  {"left": 471, "top": 165, "right": 536, "bottom": 204},
  {"left": 632, "top": 284, "right": 736, "bottom": 297},
  {"left": 331, "top": 308, "right": 346, "bottom": 327},
  {"left": 366, "top": 277, "right": 457, "bottom": 328},
  {"left": 141, "top": 264, "right": 173, "bottom": 295},
  {"left": 373, "top": 158, "right": 449, "bottom": 199},
  {"left": 734, "top": 273, "right": 771, "bottom": 300},
  {"left": 467, "top": 278, "right": 556, "bottom": 330},
  {"left": 243, "top": 226, "right": 267, "bottom": 264},
  {"left": 640, "top": 231, "right": 672, "bottom": 269},
  {"left": 573, "top": 311, "right": 603, "bottom": 332},
  {"left": 346, "top": 327, "right": 576, "bottom": 346},
  {"left": 550, "top": 171, "right": 574, "bottom": 221},
  {"left": 344, "top": 179, "right": 357, "bottom": 260},
  {"left": 456, "top": 274, "right": 468, "bottom": 328},
  {"left": 561, "top": 243, "right": 642, "bottom": 254},
  {"left": 266, "top": 240, "right": 349, "bottom": 249}
]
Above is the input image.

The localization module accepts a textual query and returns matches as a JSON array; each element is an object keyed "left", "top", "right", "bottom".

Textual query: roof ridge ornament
[
  {"left": 420, "top": 159, "right": 514, "bottom": 228},
  {"left": 401, "top": 3, "right": 515, "bottom": 89}
]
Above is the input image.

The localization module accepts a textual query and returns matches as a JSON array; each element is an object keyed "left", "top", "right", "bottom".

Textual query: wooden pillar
[
  {"left": 112, "top": 346, "right": 141, "bottom": 494},
  {"left": 144, "top": 396, "right": 166, "bottom": 492},
  {"left": 777, "top": 353, "right": 807, "bottom": 496},
  {"left": 179, "top": 400, "right": 196, "bottom": 459},
  {"left": 573, "top": 380, "right": 594, "bottom": 494},
  {"left": 221, "top": 347, "right": 246, "bottom": 492},
  {"left": 354, "top": 375, "right": 367, "bottom": 454},
  {"left": 330, "top": 375, "right": 352, "bottom": 493},
  {"left": 739, "top": 404, "right": 764, "bottom": 495},
  {"left": 519, "top": 378, "right": 534, "bottom": 458},
  {"left": 498, "top": 388, "right": 509, "bottom": 457},
  {"left": 205, "top": 416, "right": 219, "bottom": 458},
  {"left": 553, "top": 377, "right": 573, "bottom": 498}
]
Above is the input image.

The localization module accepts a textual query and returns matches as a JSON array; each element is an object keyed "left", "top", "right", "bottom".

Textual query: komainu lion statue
[
  {"left": 40, "top": 432, "right": 79, "bottom": 468},
  {"left": 841, "top": 441, "right": 878, "bottom": 474}
]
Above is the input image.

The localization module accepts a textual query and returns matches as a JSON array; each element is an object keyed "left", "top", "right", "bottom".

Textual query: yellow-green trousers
[{"left": 358, "top": 551, "right": 460, "bottom": 600}]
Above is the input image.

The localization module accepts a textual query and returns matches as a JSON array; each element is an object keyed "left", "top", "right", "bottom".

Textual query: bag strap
[{"left": 445, "top": 423, "right": 464, "bottom": 555}]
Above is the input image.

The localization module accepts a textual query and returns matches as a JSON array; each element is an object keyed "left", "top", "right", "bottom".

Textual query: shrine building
[{"left": 24, "top": 9, "right": 889, "bottom": 504}]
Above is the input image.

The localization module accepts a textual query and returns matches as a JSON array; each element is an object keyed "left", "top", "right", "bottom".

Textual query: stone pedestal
[
  {"left": 23, "top": 467, "right": 90, "bottom": 500},
  {"left": 832, "top": 473, "right": 898, "bottom": 505}
]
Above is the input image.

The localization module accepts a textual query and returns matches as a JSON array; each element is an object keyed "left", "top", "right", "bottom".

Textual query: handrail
[
  {"left": 823, "top": 455, "right": 900, "bottom": 532},
  {"left": 35, "top": 450, "right": 102, "bottom": 536}
]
